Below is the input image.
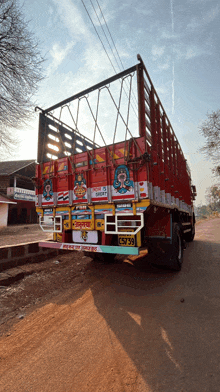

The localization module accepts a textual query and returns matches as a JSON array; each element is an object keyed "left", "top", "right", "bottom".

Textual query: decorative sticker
[
  {"left": 73, "top": 173, "right": 88, "bottom": 201},
  {"left": 43, "top": 165, "right": 54, "bottom": 175},
  {"left": 73, "top": 221, "right": 91, "bottom": 230},
  {"left": 138, "top": 181, "right": 148, "bottom": 199},
  {"left": 81, "top": 231, "right": 88, "bottom": 242},
  {"left": 72, "top": 230, "right": 98, "bottom": 244},
  {"left": 57, "top": 191, "right": 69, "bottom": 204},
  {"left": 57, "top": 162, "right": 68, "bottom": 172},
  {"left": 91, "top": 185, "right": 108, "bottom": 201},
  {"left": 112, "top": 165, "right": 134, "bottom": 200},
  {"left": 113, "top": 165, "right": 134, "bottom": 194},
  {"left": 42, "top": 179, "right": 54, "bottom": 205}
]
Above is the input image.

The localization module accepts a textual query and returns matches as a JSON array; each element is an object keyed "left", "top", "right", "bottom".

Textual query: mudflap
[{"left": 146, "top": 223, "right": 184, "bottom": 271}]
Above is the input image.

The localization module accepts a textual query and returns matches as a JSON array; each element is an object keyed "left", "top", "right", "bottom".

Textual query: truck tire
[
  {"left": 184, "top": 225, "right": 195, "bottom": 242},
  {"left": 166, "top": 223, "right": 183, "bottom": 271}
]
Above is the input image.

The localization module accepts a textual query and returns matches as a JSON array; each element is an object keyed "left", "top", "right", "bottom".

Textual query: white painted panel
[
  {"left": 138, "top": 181, "right": 148, "bottom": 199},
  {"left": 91, "top": 186, "right": 108, "bottom": 201},
  {"left": 165, "top": 193, "right": 171, "bottom": 205},
  {"left": 160, "top": 189, "right": 165, "bottom": 204},
  {"left": 153, "top": 186, "right": 160, "bottom": 202},
  {"left": 0, "top": 204, "right": 8, "bottom": 227},
  {"left": 72, "top": 230, "right": 98, "bottom": 244}
]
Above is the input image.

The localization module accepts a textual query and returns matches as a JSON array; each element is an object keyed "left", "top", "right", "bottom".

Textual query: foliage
[
  {"left": 196, "top": 185, "right": 220, "bottom": 219},
  {"left": 199, "top": 110, "right": 220, "bottom": 176},
  {"left": 0, "top": 0, "right": 43, "bottom": 155},
  {"left": 206, "top": 185, "right": 220, "bottom": 211},
  {"left": 195, "top": 204, "right": 212, "bottom": 219}
]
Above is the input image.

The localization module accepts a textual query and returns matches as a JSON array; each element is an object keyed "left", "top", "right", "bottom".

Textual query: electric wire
[
  {"left": 94, "top": 0, "right": 138, "bottom": 107},
  {"left": 95, "top": 0, "right": 125, "bottom": 73},
  {"left": 80, "top": 0, "right": 118, "bottom": 74},
  {"left": 89, "top": 0, "right": 122, "bottom": 73},
  {"left": 81, "top": 0, "right": 138, "bottom": 117},
  {"left": 81, "top": 0, "right": 139, "bottom": 120},
  {"left": 89, "top": 0, "right": 138, "bottom": 114}
]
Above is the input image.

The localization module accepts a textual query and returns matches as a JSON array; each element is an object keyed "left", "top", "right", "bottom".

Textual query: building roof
[
  {"left": 0, "top": 160, "right": 35, "bottom": 176},
  {"left": 0, "top": 193, "right": 17, "bottom": 204}
]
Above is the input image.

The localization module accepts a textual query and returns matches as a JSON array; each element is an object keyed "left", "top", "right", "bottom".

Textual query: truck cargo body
[{"left": 35, "top": 55, "right": 196, "bottom": 270}]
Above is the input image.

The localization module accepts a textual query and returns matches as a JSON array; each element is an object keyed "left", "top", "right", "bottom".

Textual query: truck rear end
[{"left": 35, "top": 55, "right": 196, "bottom": 270}]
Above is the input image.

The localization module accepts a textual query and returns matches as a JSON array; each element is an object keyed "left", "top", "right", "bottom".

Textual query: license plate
[{"left": 118, "top": 235, "right": 135, "bottom": 247}]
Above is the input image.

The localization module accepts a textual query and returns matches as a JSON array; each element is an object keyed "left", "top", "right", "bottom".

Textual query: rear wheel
[{"left": 166, "top": 223, "right": 183, "bottom": 271}]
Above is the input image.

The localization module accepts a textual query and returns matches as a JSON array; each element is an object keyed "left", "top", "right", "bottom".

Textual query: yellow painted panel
[
  {"left": 57, "top": 233, "right": 63, "bottom": 242},
  {"left": 136, "top": 231, "right": 141, "bottom": 247},
  {"left": 119, "top": 148, "right": 128, "bottom": 157},
  {"left": 43, "top": 165, "right": 54, "bottom": 174},
  {"left": 58, "top": 162, "right": 65, "bottom": 171},
  {"left": 96, "top": 154, "right": 105, "bottom": 162},
  {"left": 95, "top": 220, "right": 104, "bottom": 231}
]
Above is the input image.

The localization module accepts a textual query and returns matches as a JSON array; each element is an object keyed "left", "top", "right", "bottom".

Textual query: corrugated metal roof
[
  {"left": 0, "top": 193, "right": 17, "bottom": 204},
  {"left": 0, "top": 160, "right": 35, "bottom": 175}
]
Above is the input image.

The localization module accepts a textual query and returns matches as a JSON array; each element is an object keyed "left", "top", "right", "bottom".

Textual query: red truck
[{"left": 35, "top": 55, "right": 196, "bottom": 271}]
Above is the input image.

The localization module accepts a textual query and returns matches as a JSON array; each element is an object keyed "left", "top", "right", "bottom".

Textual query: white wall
[{"left": 0, "top": 203, "right": 9, "bottom": 227}]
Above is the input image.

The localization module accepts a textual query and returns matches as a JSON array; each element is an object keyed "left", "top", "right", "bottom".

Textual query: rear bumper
[{"left": 39, "top": 241, "right": 139, "bottom": 255}]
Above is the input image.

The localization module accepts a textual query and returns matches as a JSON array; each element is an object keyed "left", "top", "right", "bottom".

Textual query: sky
[{"left": 11, "top": 0, "right": 220, "bottom": 206}]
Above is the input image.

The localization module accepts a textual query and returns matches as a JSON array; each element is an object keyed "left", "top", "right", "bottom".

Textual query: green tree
[
  {"left": 0, "top": 0, "right": 43, "bottom": 156},
  {"left": 196, "top": 204, "right": 212, "bottom": 219},
  {"left": 199, "top": 110, "right": 220, "bottom": 176},
  {"left": 206, "top": 185, "right": 220, "bottom": 212}
]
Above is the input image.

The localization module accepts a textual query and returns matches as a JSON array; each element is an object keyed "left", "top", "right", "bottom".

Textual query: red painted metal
[{"left": 137, "top": 64, "right": 146, "bottom": 138}]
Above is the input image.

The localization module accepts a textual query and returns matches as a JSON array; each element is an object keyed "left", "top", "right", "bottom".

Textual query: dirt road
[
  {"left": 1, "top": 218, "right": 220, "bottom": 392},
  {"left": 0, "top": 224, "right": 52, "bottom": 247}
]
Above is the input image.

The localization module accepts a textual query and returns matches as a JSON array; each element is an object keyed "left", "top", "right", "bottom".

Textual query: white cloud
[
  {"left": 187, "top": 17, "right": 200, "bottom": 31},
  {"left": 47, "top": 41, "right": 74, "bottom": 75},
  {"left": 158, "top": 62, "right": 170, "bottom": 70},
  {"left": 185, "top": 47, "right": 199, "bottom": 59},
  {"left": 81, "top": 42, "right": 116, "bottom": 82},
  {"left": 152, "top": 45, "right": 165, "bottom": 58},
  {"left": 89, "top": 2, "right": 114, "bottom": 28},
  {"left": 51, "top": 0, "right": 90, "bottom": 40},
  {"left": 204, "top": 4, "right": 220, "bottom": 23},
  {"left": 187, "top": 4, "right": 219, "bottom": 31},
  {"left": 161, "top": 30, "right": 180, "bottom": 40},
  {"left": 174, "top": 44, "right": 210, "bottom": 60},
  {"left": 48, "top": 6, "right": 53, "bottom": 16},
  {"left": 135, "top": 8, "right": 153, "bottom": 16},
  {"left": 118, "top": 1, "right": 152, "bottom": 16}
]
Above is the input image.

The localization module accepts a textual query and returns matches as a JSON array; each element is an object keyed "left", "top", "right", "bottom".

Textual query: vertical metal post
[
  {"left": 162, "top": 115, "right": 169, "bottom": 201},
  {"left": 156, "top": 104, "right": 164, "bottom": 202},
  {"left": 168, "top": 126, "right": 174, "bottom": 200},
  {"left": 150, "top": 88, "right": 156, "bottom": 151},
  {"left": 171, "top": 135, "right": 177, "bottom": 201},
  {"left": 150, "top": 88, "right": 159, "bottom": 200},
  {"left": 137, "top": 64, "right": 146, "bottom": 138}
]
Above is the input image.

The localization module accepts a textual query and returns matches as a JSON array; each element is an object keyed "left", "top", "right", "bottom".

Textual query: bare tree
[
  {"left": 0, "top": 0, "right": 43, "bottom": 155},
  {"left": 199, "top": 110, "right": 220, "bottom": 176}
]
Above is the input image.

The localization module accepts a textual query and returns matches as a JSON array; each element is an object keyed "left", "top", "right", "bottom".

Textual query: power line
[
  {"left": 94, "top": 0, "right": 138, "bottom": 108},
  {"left": 89, "top": 0, "right": 122, "bottom": 73},
  {"left": 95, "top": 0, "right": 125, "bottom": 72},
  {"left": 80, "top": 0, "right": 118, "bottom": 74},
  {"left": 80, "top": 0, "right": 138, "bottom": 118}
]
